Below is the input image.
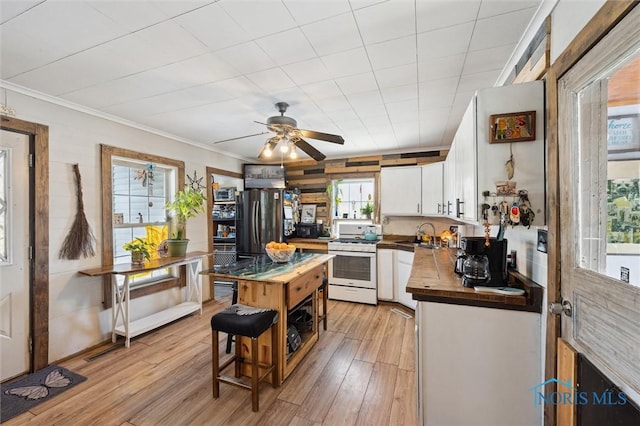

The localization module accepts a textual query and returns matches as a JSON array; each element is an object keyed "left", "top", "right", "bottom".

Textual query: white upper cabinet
[
  {"left": 443, "top": 80, "right": 546, "bottom": 226},
  {"left": 381, "top": 166, "right": 422, "bottom": 216},
  {"left": 421, "top": 162, "right": 444, "bottom": 216}
]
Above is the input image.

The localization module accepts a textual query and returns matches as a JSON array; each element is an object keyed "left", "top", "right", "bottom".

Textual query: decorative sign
[
  {"left": 489, "top": 111, "right": 536, "bottom": 143},
  {"left": 607, "top": 114, "right": 640, "bottom": 152}
]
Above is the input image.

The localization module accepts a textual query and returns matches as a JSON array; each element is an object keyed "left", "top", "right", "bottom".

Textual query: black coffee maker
[{"left": 458, "top": 237, "right": 508, "bottom": 287}]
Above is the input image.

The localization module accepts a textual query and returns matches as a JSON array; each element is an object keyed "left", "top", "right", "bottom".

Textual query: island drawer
[{"left": 287, "top": 265, "right": 323, "bottom": 308}]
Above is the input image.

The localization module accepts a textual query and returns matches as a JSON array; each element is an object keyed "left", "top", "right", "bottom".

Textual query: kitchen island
[
  {"left": 203, "top": 252, "right": 333, "bottom": 385},
  {"left": 406, "top": 246, "right": 544, "bottom": 425}
]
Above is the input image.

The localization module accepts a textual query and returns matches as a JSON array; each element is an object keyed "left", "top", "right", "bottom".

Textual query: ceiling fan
[{"left": 213, "top": 102, "right": 344, "bottom": 161}]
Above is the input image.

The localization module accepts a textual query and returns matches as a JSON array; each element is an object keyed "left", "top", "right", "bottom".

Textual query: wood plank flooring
[{"left": 4, "top": 296, "right": 417, "bottom": 426}]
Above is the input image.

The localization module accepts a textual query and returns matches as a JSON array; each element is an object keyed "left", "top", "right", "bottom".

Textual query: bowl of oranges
[{"left": 265, "top": 241, "right": 296, "bottom": 263}]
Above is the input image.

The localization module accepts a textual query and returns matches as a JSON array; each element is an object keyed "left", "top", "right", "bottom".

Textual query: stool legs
[
  {"left": 251, "top": 337, "right": 260, "bottom": 411},
  {"left": 322, "top": 286, "right": 328, "bottom": 331},
  {"left": 212, "top": 330, "right": 220, "bottom": 398}
]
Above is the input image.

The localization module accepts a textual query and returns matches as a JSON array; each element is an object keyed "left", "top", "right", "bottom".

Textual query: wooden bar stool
[
  {"left": 211, "top": 304, "right": 278, "bottom": 412},
  {"left": 318, "top": 277, "right": 328, "bottom": 331}
]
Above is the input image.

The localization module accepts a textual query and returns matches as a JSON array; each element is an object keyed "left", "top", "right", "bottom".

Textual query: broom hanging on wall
[{"left": 58, "top": 163, "right": 95, "bottom": 259}]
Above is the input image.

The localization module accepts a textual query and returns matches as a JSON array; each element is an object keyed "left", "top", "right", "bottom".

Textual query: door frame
[
  {"left": 0, "top": 115, "right": 49, "bottom": 374},
  {"left": 545, "top": 2, "right": 638, "bottom": 425}
]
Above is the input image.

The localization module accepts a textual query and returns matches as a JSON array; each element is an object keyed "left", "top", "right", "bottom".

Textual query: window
[
  {"left": 0, "top": 147, "right": 8, "bottom": 264},
  {"left": 329, "top": 178, "right": 375, "bottom": 219},
  {"left": 112, "top": 158, "right": 176, "bottom": 285},
  {"left": 101, "top": 145, "right": 185, "bottom": 307}
]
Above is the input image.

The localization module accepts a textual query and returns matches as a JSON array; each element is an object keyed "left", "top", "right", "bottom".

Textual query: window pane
[
  {"left": 0, "top": 148, "right": 7, "bottom": 264},
  {"left": 333, "top": 178, "right": 375, "bottom": 219}
]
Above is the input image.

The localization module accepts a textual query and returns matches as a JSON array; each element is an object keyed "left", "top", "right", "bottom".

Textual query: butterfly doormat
[{"left": 1, "top": 365, "right": 86, "bottom": 423}]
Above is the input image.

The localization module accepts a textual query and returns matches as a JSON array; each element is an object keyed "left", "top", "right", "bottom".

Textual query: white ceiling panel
[
  {"left": 415, "top": 0, "right": 481, "bottom": 33},
  {"left": 335, "top": 72, "right": 378, "bottom": 95},
  {"left": 321, "top": 47, "right": 372, "bottom": 79},
  {"left": 175, "top": 3, "right": 252, "bottom": 51},
  {"left": 218, "top": 0, "right": 297, "bottom": 39},
  {"left": 283, "top": 0, "right": 351, "bottom": 25},
  {"left": 0, "top": 0, "right": 544, "bottom": 160},
  {"left": 354, "top": 0, "right": 416, "bottom": 45},
  {"left": 366, "top": 36, "right": 417, "bottom": 71},
  {"left": 301, "top": 13, "right": 362, "bottom": 56},
  {"left": 469, "top": 8, "right": 538, "bottom": 52},
  {"left": 375, "top": 63, "right": 418, "bottom": 89}
]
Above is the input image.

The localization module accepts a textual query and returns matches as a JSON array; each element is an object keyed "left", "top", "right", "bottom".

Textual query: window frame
[{"left": 101, "top": 145, "right": 185, "bottom": 308}]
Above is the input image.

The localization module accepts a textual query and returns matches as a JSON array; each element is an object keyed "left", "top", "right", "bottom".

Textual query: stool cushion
[{"left": 211, "top": 304, "right": 278, "bottom": 339}]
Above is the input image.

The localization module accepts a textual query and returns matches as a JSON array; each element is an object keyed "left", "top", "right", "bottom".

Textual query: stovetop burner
[{"left": 333, "top": 237, "right": 379, "bottom": 244}]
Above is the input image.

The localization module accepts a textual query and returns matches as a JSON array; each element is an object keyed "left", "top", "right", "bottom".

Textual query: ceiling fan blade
[
  {"left": 295, "top": 138, "right": 326, "bottom": 161},
  {"left": 253, "top": 121, "right": 268, "bottom": 126},
  {"left": 298, "top": 129, "right": 344, "bottom": 145},
  {"left": 211, "top": 131, "right": 270, "bottom": 144}
]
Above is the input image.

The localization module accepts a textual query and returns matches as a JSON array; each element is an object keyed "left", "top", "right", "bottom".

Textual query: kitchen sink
[{"left": 392, "top": 240, "right": 441, "bottom": 249}]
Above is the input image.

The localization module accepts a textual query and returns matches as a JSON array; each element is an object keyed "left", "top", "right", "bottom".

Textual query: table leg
[
  {"left": 186, "top": 259, "right": 203, "bottom": 314},
  {"left": 112, "top": 275, "right": 131, "bottom": 347}
]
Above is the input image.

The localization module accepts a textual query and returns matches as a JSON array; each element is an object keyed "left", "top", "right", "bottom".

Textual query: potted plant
[
  {"left": 360, "top": 202, "right": 374, "bottom": 219},
  {"left": 164, "top": 186, "right": 207, "bottom": 257},
  {"left": 123, "top": 238, "right": 155, "bottom": 265}
]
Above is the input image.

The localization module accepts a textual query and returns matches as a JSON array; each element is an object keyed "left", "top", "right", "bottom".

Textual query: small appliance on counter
[
  {"left": 295, "top": 223, "right": 323, "bottom": 238},
  {"left": 458, "top": 237, "right": 508, "bottom": 288}
]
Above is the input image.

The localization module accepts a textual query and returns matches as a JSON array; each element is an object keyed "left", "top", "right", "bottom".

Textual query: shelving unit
[{"left": 212, "top": 191, "right": 237, "bottom": 299}]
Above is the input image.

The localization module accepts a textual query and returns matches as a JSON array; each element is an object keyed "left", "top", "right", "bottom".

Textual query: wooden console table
[{"left": 79, "top": 251, "right": 211, "bottom": 347}]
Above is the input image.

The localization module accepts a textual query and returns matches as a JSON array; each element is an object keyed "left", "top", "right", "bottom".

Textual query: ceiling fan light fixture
[{"left": 289, "top": 145, "right": 297, "bottom": 159}]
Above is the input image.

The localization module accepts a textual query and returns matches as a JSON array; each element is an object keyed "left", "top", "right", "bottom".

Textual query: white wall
[
  {"left": 550, "top": 0, "right": 607, "bottom": 63},
  {"left": 5, "top": 89, "right": 244, "bottom": 362}
]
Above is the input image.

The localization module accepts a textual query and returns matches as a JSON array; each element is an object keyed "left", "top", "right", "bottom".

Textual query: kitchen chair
[{"left": 211, "top": 304, "right": 279, "bottom": 412}]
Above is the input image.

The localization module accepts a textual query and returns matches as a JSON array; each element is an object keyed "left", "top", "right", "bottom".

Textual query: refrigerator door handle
[{"left": 252, "top": 200, "right": 259, "bottom": 248}]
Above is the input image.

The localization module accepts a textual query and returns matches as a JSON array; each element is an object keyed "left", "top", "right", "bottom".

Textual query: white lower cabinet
[
  {"left": 416, "top": 302, "right": 541, "bottom": 425},
  {"left": 377, "top": 249, "right": 394, "bottom": 301},
  {"left": 395, "top": 250, "right": 415, "bottom": 309}
]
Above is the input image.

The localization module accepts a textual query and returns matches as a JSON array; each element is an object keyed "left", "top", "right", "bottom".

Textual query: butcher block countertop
[{"left": 406, "top": 246, "right": 543, "bottom": 313}]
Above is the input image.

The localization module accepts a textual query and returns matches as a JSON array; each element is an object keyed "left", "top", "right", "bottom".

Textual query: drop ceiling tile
[
  {"left": 418, "top": 54, "right": 465, "bottom": 82},
  {"left": 321, "top": 47, "right": 371, "bottom": 79},
  {"left": 418, "top": 77, "right": 459, "bottom": 97},
  {"left": 102, "top": 89, "right": 211, "bottom": 118},
  {"left": 282, "top": 58, "right": 331, "bottom": 86},
  {"left": 211, "top": 76, "right": 263, "bottom": 101},
  {"left": 367, "top": 36, "right": 416, "bottom": 71},
  {"left": 381, "top": 83, "right": 418, "bottom": 104},
  {"left": 315, "top": 95, "right": 352, "bottom": 112},
  {"left": 469, "top": 8, "right": 537, "bottom": 52},
  {"left": 419, "top": 94, "right": 455, "bottom": 111},
  {"left": 336, "top": 72, "right": 378, "bottom": 95},
  {"left": 301, "top": 12, "right": 362, "bottom": 56},
  {"left": 284, "top": 0, "right": 352, "bottom": 25},
  {"left": 218, "top": 0, "right": 297, "bottom": 39},
  {"left": 246, "top": 68, "right": 296, "bottom": 92},
  {"left": 478, "top": 1, "right": 541, "bottom": 19},
  {"left": 151, "top": 1, "right": 212, "bottom": 18},
  {"left": 386, "top": 99, "right": 419, "bottom": 123},
  {"left": 327, "top": 108, "right": 359, "bottom": 123},
  {"left": 0, "top": 25, "right": 68, "bottom": 78},
  {"left": 349, "top": 0, "right": 389, "bottom": 10},
  {"left": 256, "top": 28, "right": 317, "bottom": 66},
  {"left": 175, "top": 3, "right": 252, "bottom": 50},
  {"left": 354, "top": 0, "right": 415, "bottom": 44},
  {"left": 457, "top": 70, "right": 500, "bottom": 93},
  {"left": 135, "top": 20, "right": 207, "bottom": 63},
  {"left": 217, "top": 41, "right": 277, "bottom": 75},
  {"left": 0, "top": 0, "right": 41, "bottom": 23},
  {"left": 300, "top": 81, "right": 343, "bottom": 100},
  {"left": 415, "top": 0, "right": 480, "bottom": 33},
  {"left": 6, "top": 1, "right": 128, "bottom": 54},
  {"left": 93, "top": 33, "right": 178, "bottom": 74},
  {"left": 417, "top": 22, "right": 474, "bottom": 60},
  {"left": 463, "top": 44, "right": 516, "bottom": 75},
  {"left": 375, "top": 63, "right": 417, "bottom": 89},
  {"left": 168, "top": 53, "right": 241, "bottom": 85},
  {"left": 347, "top": 90, "right": 385, "bottom": 113},
  {"left": 86, "top": 1, "right": 167, "bottom": 32}
]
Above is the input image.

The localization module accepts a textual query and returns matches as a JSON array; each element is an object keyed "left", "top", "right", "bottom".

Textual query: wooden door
[
  {"left": 553, "top": 4, "right": 640, "bottom": 424},
  {"left": 0, "top": 130, "right": 30, "bottom": 381}
]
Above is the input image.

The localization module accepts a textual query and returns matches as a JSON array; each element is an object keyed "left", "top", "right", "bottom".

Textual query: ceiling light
[
  {"left": 279, "top": 139, "right": 289, "bottom": 154},
  {"left": 289, "top": 145, "right": 297, "bottom": 159}
]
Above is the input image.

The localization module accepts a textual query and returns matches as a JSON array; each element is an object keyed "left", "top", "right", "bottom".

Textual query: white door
[
  {"left": 557, "top": 5, "right": 640, "bottom": 407},
  {"left": 0, "top": 130, "right": 30, "bottom": 381}
]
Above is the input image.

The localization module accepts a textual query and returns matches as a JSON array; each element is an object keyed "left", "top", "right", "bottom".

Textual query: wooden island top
[{"left": 405, "top": 246, "right": 543, "bottom": 313}]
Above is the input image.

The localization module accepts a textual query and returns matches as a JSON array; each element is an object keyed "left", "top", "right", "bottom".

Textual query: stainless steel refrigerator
[{"left": 235, "top": 189, "right": 284, "bottom": 258}]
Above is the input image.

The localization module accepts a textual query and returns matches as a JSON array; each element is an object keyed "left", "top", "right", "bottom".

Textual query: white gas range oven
[{"left": 327, "top": 223, "right": 382, "bottom": 305}]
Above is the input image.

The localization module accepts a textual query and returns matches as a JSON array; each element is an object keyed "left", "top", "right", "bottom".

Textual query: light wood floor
[{"left": 4, "top": 295, "right": 417, "bottom": 426}]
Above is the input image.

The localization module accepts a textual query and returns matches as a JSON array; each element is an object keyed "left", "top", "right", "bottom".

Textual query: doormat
[{"left": 1, "top": 365, "right": 86, "bottom": 423}]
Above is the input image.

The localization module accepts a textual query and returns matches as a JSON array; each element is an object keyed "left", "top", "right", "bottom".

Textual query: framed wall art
[
  {"left": 301, "top": 204, "right": 316, "bottom": 224},
  {"left": 489, "top": 110, "right": 536, "bottom": 143}
]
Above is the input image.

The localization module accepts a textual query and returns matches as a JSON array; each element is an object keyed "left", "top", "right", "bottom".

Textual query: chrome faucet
[{"left": 417, "top": 222, "right": 438, "bottom": 246}]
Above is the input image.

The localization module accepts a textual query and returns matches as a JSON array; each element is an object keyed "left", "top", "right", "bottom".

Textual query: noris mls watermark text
[{"left": 530, "top": 378, "right": 628, "bottom": 407}]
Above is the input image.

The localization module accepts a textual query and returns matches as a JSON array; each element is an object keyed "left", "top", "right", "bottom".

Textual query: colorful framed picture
[{"left": 489, "top": 111, "right": 536, "bottom": 143}]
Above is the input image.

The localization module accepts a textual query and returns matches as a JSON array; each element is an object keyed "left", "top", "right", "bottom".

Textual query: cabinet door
[
  {"left": 421, "top": 162, "right": 443, "bottom": 216},
  {"left": 395, "top": 250, "right": 416, "bottom": 309},
  {"left": 381, "top": 166, "right": 422, "bottom": 215},
  {"left": 443, "top": 145, "right": 456, "bottom": 217},
  {"left": 456, "top": 100, "right": 477, "bottom": 222},
  {"left": 377, "top": 249, "right": 394, "bottom": 300}
]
